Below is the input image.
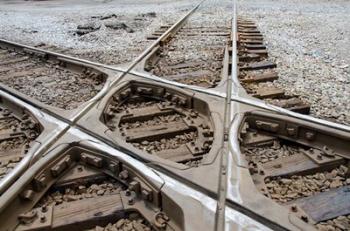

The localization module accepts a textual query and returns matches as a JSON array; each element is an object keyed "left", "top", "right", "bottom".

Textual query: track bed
[
  {"left": 145, "top": 3, "right": 231, "bottom": 88},
  {"left": 0, "top": 47, "right": 105, "bottom": 110},
  {"left": 239, "top": 113, "right": 350, "bottom": 230},
  {"left": 0, "top": 146, "right": 180, "bottom": 231},
  {"left": 236, "top": 19, "right": 310, "bottom": 114},
  {"left": 102, "top": 82, "right": 215, "bottom": 166},
  {"left": 146, "top": 26, "right": 230, "bottom": 88},
  {"left": 0, "top": 104, "right": 41, "bottom": 180}
]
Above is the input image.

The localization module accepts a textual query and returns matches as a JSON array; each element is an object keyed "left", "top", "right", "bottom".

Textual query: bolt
[
  {"left": 29, "top": 132, "right": 37, "bottom": 139},
  {"left": 291, "top": 206, "right": 298, "bottom": 212},
  {"left": 128, "top": 198, "right": 134, "bottom": 205},
  {"left": 202, "top": 143, "right": 209, "bottom": 150},
  {"left": 154, "top": 212, "right": 169, "bottom": 228},
  {"left": 40, "top": 215, "right": 46, "bottom": 223},
  {"left": 125, "top": 189, "right": 131, "bottom": 196},
  {"left": 301, "top": 215, "right": 308, "bottom": 223},
  {"left": 119, "top": 170, "right": 129, "bottom": 180},
  {"left": 305, "top": 132, "right": 315, "bottom": 140},
  {"left": 21, "top": 189, "right": 35, "bottom": 201},
  {"left": 41, "top": 205, "right": 47, "bottom": 213}
]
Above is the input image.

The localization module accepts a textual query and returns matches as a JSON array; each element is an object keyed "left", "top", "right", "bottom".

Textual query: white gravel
[
  {"left": 238, "top": 0, "right": 350, "bottom": 125},
  {"left": 0, "top": 0, "right": 195, "bottom": 65},
  {"left": 184, "top": 0, "right": 232, "bottom": 27}
]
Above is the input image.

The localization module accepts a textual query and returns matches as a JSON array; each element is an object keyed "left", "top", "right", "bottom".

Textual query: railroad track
[
  {"left": 145, "top": 26, "right": 230, "bottom": 88},
  {"left": 231, "top": 18, "right": 350, "bottom": 231},
  {"left": 0, "top": 90, "right": 68, "bottom": 196},
  {"left": 77, "top": 75, "right": 226, "bottom": 199},
  {"left": 0, "top": 105, "right": 40, "bottom": 180},
  {"left": 235, "top": 18, "right": 311, "bottom": 114},
  {"left": 0, "top": 43, "right": 107, "bottom": 113},
  {"left": 0, "top": 0, "right": 349, "bottom": 231},
  {"left": 142, "top": 3, "right": 231, "bottom": 89},
  {"left": 0, "top": 144, "right": 181, "bottom": 231},
  {"left": 0, "top": 2, "right": 236, "bottom": 230},
  {"left": 103, "top": 82, "right": 215, "bottom": 166},
  {"left": 238, "top": 111, "right": 350, "bottom": 230}
]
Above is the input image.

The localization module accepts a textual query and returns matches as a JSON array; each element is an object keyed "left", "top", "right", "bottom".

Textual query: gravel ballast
[
  {"left": 0, "top": 0, "right": 196, "bottom": 66},
  {"left": 0, "top": 0, "right": 348, "bottom": 125},
  {"left": 238, "top": 0, "right": 350, "bottom": 125},
  {"left": 149, "top": 0, "right": 233, "bottom": 88}
]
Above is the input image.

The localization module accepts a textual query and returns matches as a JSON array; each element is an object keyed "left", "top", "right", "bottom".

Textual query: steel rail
[
  {"left": 0, "top": 0, "right": 204, "bottom": 124},
  {"left": 214, "top": 58, "right": 231, "bottom": 230},
  {"left": 0, "top": 0, "right": 205, "bottom": 195},
  {"left": 123, "top": 71, "right": 348, "bottom": 132},
  {"left": 0, "top": 2, "right": 346, "bottom": 230},
  {"left": 69, "top": 0, "right": 205, "bottom": 123},
  {"left": 215, "top": 1, "right": 239, "bottom": 229},
  {"left": 0, "top": 90, "right": 70, "bottom": 195},
  {"left": 0, "top": 127, "right": 69, "bottom": 194},
  {"left": 0, "top": 129, "right": 166, "bottom": 214},
  {"left": 226, "top": 3, "right": 310, "bottom": 230},
  {"left": 0, "top": 0, "right": 348, "bottom": 205},
  {"left": 0, "top": 39, "right": 126, "bottom": 73},
  {"left": 0, "top": 39, "right": 226, "bottom": 99},
  {"left": 1, "top": 38, "right": 349, "bottom": 133},
  {"left": 225, "top": 3, "right": 292, "bottom": 229},
  {"left": 230, "top": 95, "right": 350, "bottom": 132},
  {"left": 230, "top": 1, "right": 239, "bottom": 94},
  {"left": 112, "top": 70, "right": 350, "bottom": 133}
]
